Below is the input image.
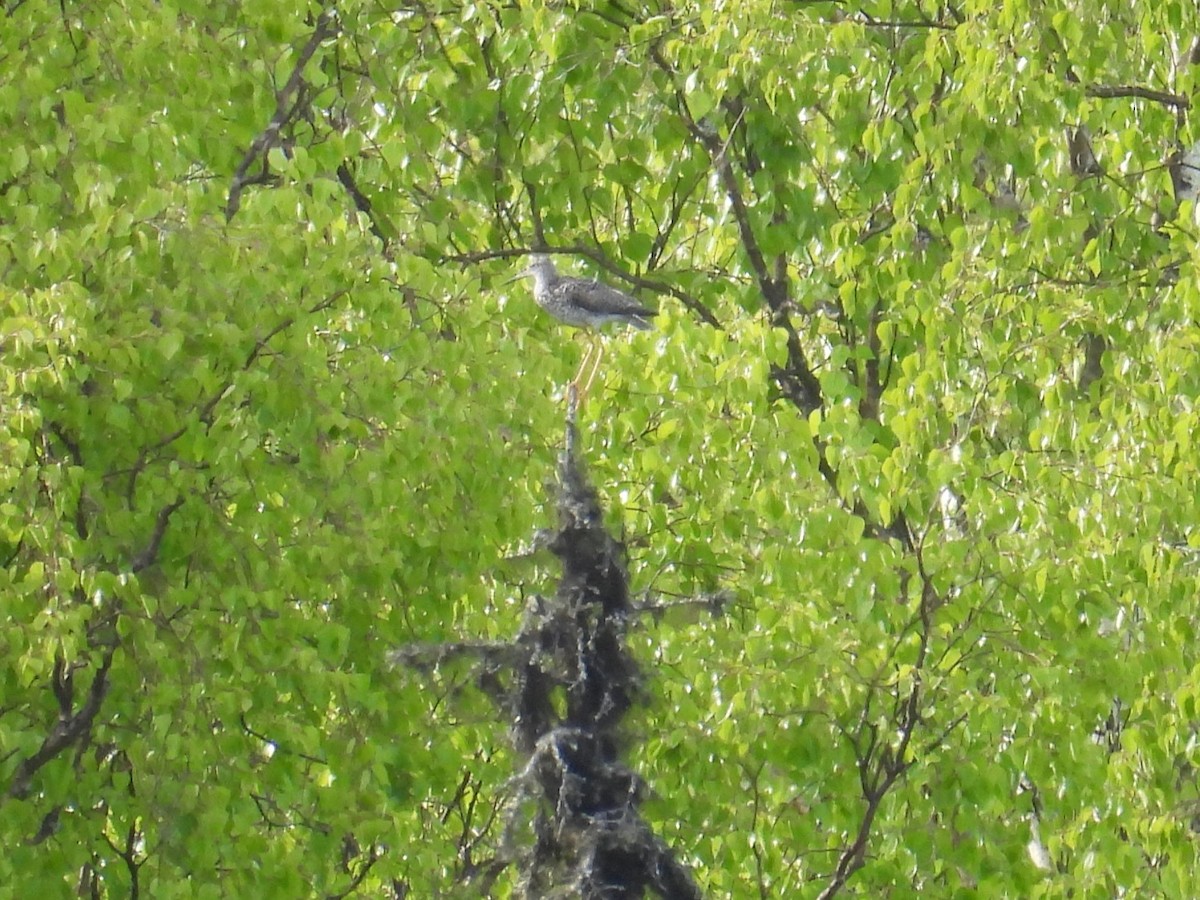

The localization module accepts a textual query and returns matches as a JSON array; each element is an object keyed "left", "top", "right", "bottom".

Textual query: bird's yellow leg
[
  {"left": 569, "top": 339, "right": 597, "bottom": 405},
  {"left": 572, "top": 340, "right": 595, "bottom": 389},
  {"left": 579, "top": 339, "right": 604, "bottom": 400}
]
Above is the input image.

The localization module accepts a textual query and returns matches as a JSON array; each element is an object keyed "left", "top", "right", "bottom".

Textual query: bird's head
[
  {"left": 505, "top": 254, "right": 557, "bottom": 286},
  {"left": 522, "top": 254, "right": 556, "bottom": 277}
]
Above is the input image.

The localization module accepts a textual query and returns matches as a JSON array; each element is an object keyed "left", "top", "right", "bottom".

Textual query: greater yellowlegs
[{"left": 507, "top": 255, "right": 654, "bottom": 402}]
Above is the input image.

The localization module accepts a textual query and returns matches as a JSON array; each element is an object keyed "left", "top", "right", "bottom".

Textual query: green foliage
[{"left": 3, "top": 0, "right": 1200, "bottom": 896}]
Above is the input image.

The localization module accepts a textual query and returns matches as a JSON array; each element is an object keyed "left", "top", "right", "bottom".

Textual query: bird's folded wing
[{"left": 568, "top": 281, "right": 655, "bottom": 318}]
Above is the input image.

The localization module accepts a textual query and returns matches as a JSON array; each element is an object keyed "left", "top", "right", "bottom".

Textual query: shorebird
[{"left": 507, "top": 255, "right": 654, "bottom": 402}]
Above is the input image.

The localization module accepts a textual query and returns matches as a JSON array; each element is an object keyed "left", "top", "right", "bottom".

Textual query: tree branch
[
  {"left": 7, "top": 648, "right": 115, "bottom": 800},
  {"left": 336, "top": 162, "right": 391, "bottom": 249},
  {"left": 226, "top": 9, "right": 339, "bottom": 220},
  {"left": 855, "top": 13, "right": 957, "bottom": 30},
  {"left": 1085, "top": 84, "right": 1190, "bottom": 110},
  {"left": 651, "top": 53, "right": 780, "bottom": 308},
  {"left": 131, "top": 497, "right": 185, "bottom": 573},
  {"left": 132, "top": 291, "right": 346, "bottom": 500},
  {"left": 648, "top": 48, "right": 826, "bottom": 418}
]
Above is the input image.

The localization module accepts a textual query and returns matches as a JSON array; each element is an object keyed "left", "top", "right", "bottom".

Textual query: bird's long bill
[{"left": 501, "top": 267, "right": 532, "bottom": 285}]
